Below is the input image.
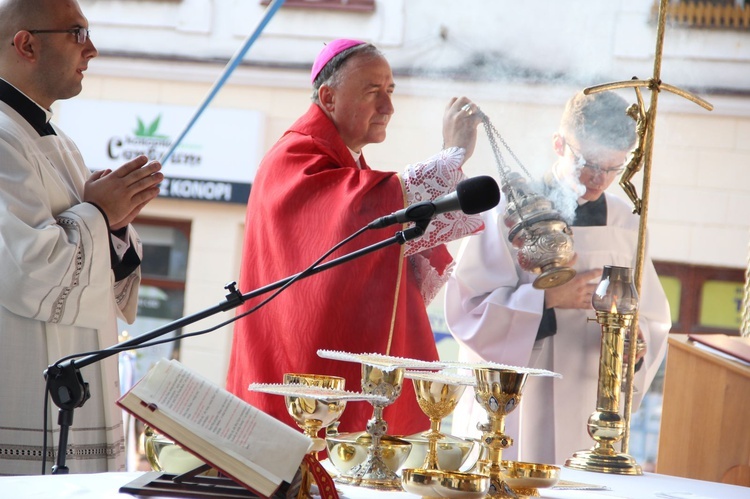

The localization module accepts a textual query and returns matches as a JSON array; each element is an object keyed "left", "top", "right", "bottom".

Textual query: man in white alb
[
  {"left": 445, "top": 91, "right": 671, "bottom": 465},
  {"left": 0, "top": 0, "right": 163, "bottom": 475}
]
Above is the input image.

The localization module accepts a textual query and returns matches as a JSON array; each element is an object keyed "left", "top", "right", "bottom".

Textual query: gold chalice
[
  {"left": 283, "top": 373, "right": 346, "bottom": 499},
  {"left": 247, "top": 374, "right": 347, "bottom": 499},
  {"left": 407, "top": 371, "right": 469, "bottom": 470},
  {"left": 400, "top": 371, "right": 489, "bottom": 498},
  {"left": 283, "top": 373, "right": 346, "bottom": 455},
  {"left": 337, "top": 363, "right": 405, "bottom": 490},
  {"left": 250, "top": 378, "right": 391, "bottom": 499},
  {"left": 473, "top": 367, "right": 528, "bottom": 499}
]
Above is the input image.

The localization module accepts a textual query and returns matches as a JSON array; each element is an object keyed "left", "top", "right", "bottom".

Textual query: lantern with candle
[{"left": 565, "top": 265, "right": 643, "bottom": 475}]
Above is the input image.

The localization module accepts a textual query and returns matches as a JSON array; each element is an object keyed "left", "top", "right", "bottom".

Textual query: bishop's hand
[{"left": 442, "top": 96, "right": 482, "bottom": 162}]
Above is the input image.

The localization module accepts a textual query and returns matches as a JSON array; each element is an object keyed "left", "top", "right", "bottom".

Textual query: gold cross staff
[{"left": 581, "top": 0, "right": 713, "bottom": 456}]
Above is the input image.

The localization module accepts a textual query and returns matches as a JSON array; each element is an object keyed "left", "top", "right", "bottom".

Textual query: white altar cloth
[{"left": 0, "top": 468, "right": 746, "bottom": 498}]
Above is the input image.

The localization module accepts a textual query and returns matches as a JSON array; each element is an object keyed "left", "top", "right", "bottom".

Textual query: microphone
[{"left": 368, "top": 175, "right": 500, "bottom": 229}]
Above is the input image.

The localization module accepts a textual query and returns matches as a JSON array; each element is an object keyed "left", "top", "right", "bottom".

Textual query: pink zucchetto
[{"left": 310, "top": 38, "right": 366, "bottom": 84}]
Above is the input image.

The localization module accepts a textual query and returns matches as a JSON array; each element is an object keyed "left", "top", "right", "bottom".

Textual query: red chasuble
[{"left": 226, "top": 104, "right": 450, "bottom": 436}]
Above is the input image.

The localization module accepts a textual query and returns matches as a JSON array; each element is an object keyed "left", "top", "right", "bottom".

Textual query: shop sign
[{"left": 57, "top": 99, "right": 263, "bottom": 204}]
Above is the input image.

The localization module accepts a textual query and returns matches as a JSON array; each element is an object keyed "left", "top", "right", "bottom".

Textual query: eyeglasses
[
  {"left": 26, "top": 27, "right": 90, "bottom": 45},
  {"left": 564, "top": 139, "right": 625, "bottom": 176}
]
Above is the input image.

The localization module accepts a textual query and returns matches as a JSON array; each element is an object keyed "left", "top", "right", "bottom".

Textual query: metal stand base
[
  {"left": 486, "top": 476, "right": 523, "bottom": 499},
  {"left": 335, "top": 454, "right": 402, "bottom": 491},
  {"left": 565, "top": 449, "right": 643, "bottom": 476}
]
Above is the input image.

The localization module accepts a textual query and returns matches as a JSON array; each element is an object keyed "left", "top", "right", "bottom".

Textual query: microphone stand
[{"left": 44, "top": 220, "right": 430, "bottom": 474}]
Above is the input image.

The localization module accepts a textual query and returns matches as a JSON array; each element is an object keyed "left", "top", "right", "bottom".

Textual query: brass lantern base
[{"left": 565, "top": 449, "right": 642, "bottom": 476}]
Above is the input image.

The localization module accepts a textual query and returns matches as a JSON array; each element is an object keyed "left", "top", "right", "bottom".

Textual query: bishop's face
[{"left": 322, "top": 53, "right": 395, "bottom": 153}]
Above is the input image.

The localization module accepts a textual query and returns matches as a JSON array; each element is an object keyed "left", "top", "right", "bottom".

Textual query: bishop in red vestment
[{"left": 226, "top": 39, "right": 483, "bottom": 435}]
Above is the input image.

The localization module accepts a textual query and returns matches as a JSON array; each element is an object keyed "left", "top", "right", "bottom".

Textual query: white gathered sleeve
[
  {"left": 0, "top": 129, "right": 139, "bottom": 330},
  {"left": 444, "top": 200, "right": 545, "bottom": 367}
]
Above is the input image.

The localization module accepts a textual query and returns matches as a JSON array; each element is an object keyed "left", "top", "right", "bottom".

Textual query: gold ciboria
[
  {"left": 316, "top": 350, "right": 453, "bottom": 491},
  {"left": 249, "top": 380, "right": 388, "bottom": 498}
]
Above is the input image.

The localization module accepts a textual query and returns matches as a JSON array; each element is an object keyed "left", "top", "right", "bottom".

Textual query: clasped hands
[{"left": 84, "top": 155, "right": 163, "bottom": 231}]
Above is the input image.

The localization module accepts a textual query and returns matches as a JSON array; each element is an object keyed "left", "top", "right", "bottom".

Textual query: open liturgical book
[{"left": 117, "top": 359, "right": 312, "bottom": 497}]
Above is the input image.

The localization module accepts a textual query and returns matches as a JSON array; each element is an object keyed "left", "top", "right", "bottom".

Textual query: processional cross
[{"left": 582, "top": 0, "right": 713, "bottom": 454}]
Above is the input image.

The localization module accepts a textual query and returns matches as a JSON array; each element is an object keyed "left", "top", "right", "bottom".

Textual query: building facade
[{"left": 55, "top": 1, "right": 749, "bottom": 430}]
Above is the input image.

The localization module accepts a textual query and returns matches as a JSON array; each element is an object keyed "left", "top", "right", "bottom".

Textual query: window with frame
[
  {"left": 260, "top": 0, "right": 375, "bottom": 12},
  {"left": 654, "top": 260, "right": 745, "bottom": 336},
  {"left": 653, "top": 0, "right": 750, "bottom": 30}
]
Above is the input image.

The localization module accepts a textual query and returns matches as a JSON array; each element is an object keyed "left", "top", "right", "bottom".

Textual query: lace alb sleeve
[{"left": 401, "top": 147, "right": 484, "bottom": 257}]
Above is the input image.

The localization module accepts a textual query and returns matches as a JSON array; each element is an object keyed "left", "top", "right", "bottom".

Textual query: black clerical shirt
[{"left": 0, "top": 78, "right": 56, "bottom": 136}]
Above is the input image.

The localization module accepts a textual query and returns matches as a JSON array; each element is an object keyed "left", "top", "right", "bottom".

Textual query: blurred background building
[{"left": 56, "top": 0, "right": 750, "bottom": 471}]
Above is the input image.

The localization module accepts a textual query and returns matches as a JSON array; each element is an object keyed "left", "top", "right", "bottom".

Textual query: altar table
[{"left": 0, "top": 467, "right": 747, "bottom": 499}]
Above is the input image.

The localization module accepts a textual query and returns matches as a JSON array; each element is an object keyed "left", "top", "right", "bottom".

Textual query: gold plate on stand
[
  {"left": 402, "top": 468, "right": 490, "bottom": 499},
  {"left": 501, "top": 460, "right": 560, "bottom": 496}
]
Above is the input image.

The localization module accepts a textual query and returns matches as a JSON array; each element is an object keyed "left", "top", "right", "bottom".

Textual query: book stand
[
  {"left": 120, "top": 465, "right": 293, "bottom": 498},
  {"left": 120, "top": 472, "right": 263, "bottom": 498}
]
